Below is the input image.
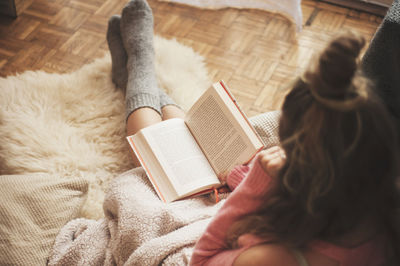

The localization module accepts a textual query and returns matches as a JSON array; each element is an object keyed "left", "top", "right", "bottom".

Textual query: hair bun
[{"left": 309, "top": 32, "right": 365, "bottom": 99}]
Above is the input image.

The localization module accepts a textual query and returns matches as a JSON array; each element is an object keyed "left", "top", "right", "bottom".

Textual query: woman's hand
[
  {"left": 218, "top": 170, "right": 229, "bottom": 186},
  {"left": 258, "top": 146, "right": 286, "bottom": 178}
]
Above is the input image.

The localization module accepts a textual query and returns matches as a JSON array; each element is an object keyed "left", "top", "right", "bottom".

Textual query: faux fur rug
[{"left": 0, "top": 36, "right": 211, "bottom": 220}]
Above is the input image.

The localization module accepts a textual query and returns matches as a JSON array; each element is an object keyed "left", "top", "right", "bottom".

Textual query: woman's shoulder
[{"left": 233, "top": 243, "right": 299, "bottom": 266}]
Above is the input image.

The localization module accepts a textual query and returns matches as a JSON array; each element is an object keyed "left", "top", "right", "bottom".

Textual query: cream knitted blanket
[
  {"left": 49, "top": 167, "right": 224, "bottom": 265},
  {"left": 49, "top": 111, "right": 280, "bottom": 266}
]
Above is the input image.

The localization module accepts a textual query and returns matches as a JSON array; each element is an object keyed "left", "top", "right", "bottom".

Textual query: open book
[{"left": 127, "top": 81, "right": 264, "bottom": 202}]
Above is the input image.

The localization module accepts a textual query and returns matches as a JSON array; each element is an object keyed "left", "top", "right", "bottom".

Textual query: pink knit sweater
[{"left": 190, "top": 155, "right": 386, "bottom": 266}]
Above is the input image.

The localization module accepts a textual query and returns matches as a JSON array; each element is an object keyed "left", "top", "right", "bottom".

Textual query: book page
[
  {"left": 128, "top": 132, "right": 177, "bottom": 203},
  {"left": 185, "top": 81, "right": 264, "bottom": 174},
  {"left": 141, "top": 119, "right": 220, "bottom": 197}
]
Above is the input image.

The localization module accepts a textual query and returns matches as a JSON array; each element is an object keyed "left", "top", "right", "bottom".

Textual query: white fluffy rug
[{"left": 0, "top": 36, "right": 211, "bottom": 219}]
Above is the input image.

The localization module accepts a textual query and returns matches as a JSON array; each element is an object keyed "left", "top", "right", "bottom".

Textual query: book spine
[{"left": 126, "top": 136, "right": 166, "bottom": 203}]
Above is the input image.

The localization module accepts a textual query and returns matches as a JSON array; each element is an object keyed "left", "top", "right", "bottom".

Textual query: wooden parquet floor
[{"left": 0, "top": 0, "right": 384, "bottom": 116}]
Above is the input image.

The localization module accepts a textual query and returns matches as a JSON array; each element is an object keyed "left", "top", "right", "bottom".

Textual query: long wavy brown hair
[{"left": 226, "top": 32, "right": 400, "bottom": 264}]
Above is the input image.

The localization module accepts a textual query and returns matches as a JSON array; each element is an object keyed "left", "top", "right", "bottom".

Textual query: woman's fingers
[
  {"left": 218, "top": 170, "right": 230, "bottom": 185},
  {"left": 264, "top": 145, "right": 281, "bottom": 155},
  {"left": 258, "top": 146, "right": 286, "bottom": 178}
]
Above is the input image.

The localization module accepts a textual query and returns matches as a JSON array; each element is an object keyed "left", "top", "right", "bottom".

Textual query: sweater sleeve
[
  {"left": 226, "top": 165, "right": 250, "bottom": 191},
  {"left": 190, "top": 158, "right": 273, "bottom": 266},
  {"left": 226, "top": 156, "right": 258, "bottom": 191}
]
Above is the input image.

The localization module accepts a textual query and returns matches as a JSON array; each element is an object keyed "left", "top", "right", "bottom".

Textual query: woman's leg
[
  {"left": 107, "top": 0, "right": 185, "bottom": 166},
  {"left": 126, "top": 109, "right": 162, "bottom": 166},
  {"left": 120, "top": 0, "right": 162, "bottom": 166},
  {"left": 161, "top": 105, "right": 185, "bottom": 120},
  {"left": 159, "top": 89, "right": 185, "bottom": 120}
]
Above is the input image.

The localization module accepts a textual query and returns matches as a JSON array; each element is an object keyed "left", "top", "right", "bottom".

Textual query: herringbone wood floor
[{"left": 0, "top": 0, "right": 384, "bottom": 116}]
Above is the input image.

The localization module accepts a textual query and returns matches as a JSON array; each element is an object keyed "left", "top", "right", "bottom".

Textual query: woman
[{"left": 190, "top": 32, "right": 400, "bottom": 266}]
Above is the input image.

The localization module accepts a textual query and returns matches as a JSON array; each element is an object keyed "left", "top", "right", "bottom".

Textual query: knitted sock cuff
[
  {"left": 160, "top": 90, "right": 181, "bottom": 109},
  {"left": 126, "top": 93, "right": 161, "bottom": 120}
]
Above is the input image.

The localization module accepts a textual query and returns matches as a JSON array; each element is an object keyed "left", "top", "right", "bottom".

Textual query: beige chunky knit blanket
[{"left": 49, "top": 111, "right": 280, "bottom": 266}]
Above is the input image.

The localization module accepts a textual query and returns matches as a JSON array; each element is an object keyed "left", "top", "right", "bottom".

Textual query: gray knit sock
[
  {"left": 106, "top": 15, "right": 128, "bottom": 90},
  {"left": 120, "top": 0, "right": 161, "bottom": 119},
  {"left": 107, "top": 17, "right": 179, "bottom": 111},
  {"left": 159, "top": 89, "right": 179, "bottom": 109}
]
